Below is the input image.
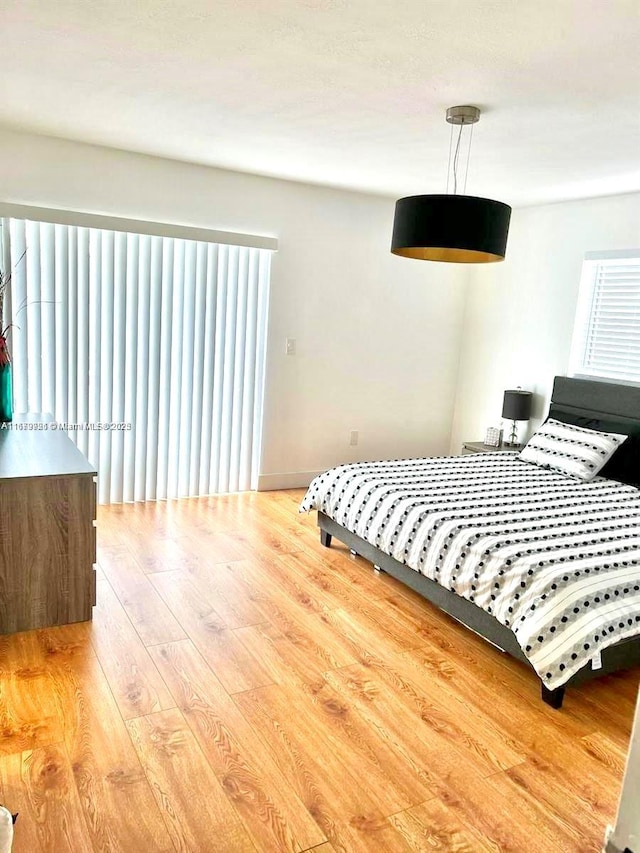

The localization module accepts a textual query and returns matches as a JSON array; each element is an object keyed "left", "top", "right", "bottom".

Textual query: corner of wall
[{"left": 447, "top": 265, "right": 479, "bottom": 454}]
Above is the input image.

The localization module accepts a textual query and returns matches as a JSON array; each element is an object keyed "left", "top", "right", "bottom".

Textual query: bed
[{"left": 300, "top": 376, "right": 640, "bottom": 709}]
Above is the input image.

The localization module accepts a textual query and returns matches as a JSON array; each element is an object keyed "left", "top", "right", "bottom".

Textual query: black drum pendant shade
[
  {"left": 391, "top": 194, "right": 512, "bottom": 263},
  {"left": 391, "top": 105, "right": 512, "bottom": 263}
]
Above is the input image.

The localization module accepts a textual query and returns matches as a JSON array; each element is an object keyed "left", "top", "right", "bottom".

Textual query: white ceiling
[{"left": 2, "top": 0, "right": 639, "bottom": 206}]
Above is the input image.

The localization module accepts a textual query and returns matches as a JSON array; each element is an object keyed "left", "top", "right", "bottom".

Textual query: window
[
  {"left": 569, "top": 250, "right": 640, "bottom": 385},
  {"left": 3, "top": 217, "right": 272, "bottom": 504}
]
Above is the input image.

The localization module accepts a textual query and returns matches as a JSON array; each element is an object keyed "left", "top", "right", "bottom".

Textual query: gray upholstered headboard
[{"left": 550, "top": 376, "right": 640, "bottom": 426}]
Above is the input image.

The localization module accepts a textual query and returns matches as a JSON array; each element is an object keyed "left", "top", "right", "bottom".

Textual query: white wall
[
  {"left": 450, "top": 192, "right": 640, "bottom": 453},
  {"left": 1, "top": 127, "right": 468, "bottom": 488}
]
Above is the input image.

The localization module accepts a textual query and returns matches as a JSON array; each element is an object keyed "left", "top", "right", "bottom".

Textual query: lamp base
[{"left": 505, "top": 419, "right": 519, "bottom": 447}]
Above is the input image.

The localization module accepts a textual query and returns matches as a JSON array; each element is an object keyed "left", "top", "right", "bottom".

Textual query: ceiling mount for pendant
[
  {"left": 390, "top": 104, "right": 511, "bottom": 264},
  {"left": 446, "top": 105, "right": 480, "bottom": 125}
]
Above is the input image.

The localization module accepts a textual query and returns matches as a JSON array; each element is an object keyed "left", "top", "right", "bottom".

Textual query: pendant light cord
[
  {"left": 452, "top": 122, "right": 463, "bottom": 195},
  {"left": 463, "top": 121, "right": 474, "bottom": 194}
]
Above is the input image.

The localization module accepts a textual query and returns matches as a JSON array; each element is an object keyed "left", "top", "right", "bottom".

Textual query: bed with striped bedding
[{"left": 300, "top": 452, "right": 640, "bottom": 694}]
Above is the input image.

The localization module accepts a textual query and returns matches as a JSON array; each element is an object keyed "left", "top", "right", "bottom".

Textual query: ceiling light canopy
[{"left": 391, "top": 106, "right": 512, "bottom": 264}]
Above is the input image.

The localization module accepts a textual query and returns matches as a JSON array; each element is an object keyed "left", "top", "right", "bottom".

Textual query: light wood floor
[{"left": 0, "top": 489, "right": 637, "bottom": 853}]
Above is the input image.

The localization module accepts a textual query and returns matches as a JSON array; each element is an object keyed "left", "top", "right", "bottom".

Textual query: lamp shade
[
  {"left": 502, "top": 389, "right": 532, "bottom": 422},
  {"left": 391, "top": 194, "right": 512, "bottom": 263}
]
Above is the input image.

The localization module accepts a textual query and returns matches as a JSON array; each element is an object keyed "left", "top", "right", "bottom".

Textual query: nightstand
[{"left": 462, "top": 441, "right": 523, "bottom": 455}]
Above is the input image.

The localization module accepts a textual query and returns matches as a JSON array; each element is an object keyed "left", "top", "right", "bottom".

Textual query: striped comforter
[{"left": 300, "top": 453, "right": 640, "bottom": 690}]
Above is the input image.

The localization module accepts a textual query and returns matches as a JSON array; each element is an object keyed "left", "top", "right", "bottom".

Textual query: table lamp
[{"left": 502, "top": 388, "right": 532, "bottom": 447}]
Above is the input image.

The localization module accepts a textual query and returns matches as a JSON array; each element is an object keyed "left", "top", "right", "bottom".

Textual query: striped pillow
[{"left": 519, "top": 418, "right": 627, "bottom": 481}]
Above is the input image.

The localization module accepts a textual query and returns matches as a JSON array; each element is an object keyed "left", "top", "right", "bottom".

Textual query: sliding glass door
[{"left": 2, "top": 218, "right": 271, "bottom": 503}]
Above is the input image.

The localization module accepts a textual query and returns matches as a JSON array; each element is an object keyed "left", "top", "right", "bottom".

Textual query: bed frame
[{"left": 317, "top": 376, "right": 640, "bottom": 709}]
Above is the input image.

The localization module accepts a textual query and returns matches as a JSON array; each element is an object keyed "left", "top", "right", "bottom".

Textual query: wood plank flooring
[{"left": 0, "top": 489, "right": 637, "bottom": 852}]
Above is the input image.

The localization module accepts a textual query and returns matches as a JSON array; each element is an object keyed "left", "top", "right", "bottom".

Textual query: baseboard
[{"left": 256, "top": 471, "right": 322, "bottom": 491}]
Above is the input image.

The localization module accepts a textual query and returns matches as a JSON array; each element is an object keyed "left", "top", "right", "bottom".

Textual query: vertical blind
[
  {"left": 569, "top": 251, "right": 640, "bottom": 384},
  {"left": 3, "top": 218, "right": 271, "bottom": 503}
]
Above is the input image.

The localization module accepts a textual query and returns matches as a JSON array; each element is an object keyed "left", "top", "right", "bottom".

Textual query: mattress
[{"left": 300, "top": 453, "right": 640, "bottom": 690}]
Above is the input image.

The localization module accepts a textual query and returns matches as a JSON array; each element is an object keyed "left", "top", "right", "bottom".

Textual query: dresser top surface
[
  {"left": 0, "top": 415, "right": 96, "bottom": 479},
  {"left": 463, "top": 441, "right": 523, "bottom": 453}
]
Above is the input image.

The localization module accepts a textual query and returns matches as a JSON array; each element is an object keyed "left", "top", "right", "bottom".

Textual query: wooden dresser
[{"left": 0, "top": 417, "right": 97, "bottom": 634}]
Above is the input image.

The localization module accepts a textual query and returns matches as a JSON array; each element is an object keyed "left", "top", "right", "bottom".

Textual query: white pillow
[{"left": 519, "top": 417, "right": 627, "bottom": 481}]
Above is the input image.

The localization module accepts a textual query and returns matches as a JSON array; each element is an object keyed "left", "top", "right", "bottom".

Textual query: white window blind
[
  {"left": 569, "top": 250, "right": 640, "bottom": 385},
  {"left": 3, "top": 218, "right": 271, "bottom": 504}
]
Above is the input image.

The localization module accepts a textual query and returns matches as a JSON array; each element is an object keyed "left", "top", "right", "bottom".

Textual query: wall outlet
[
  {"left": 349, "top": 430, "right": 359, "bottom": 446},
  {"left": 285, "top": 338, "right": 296, "bottom": 355}
]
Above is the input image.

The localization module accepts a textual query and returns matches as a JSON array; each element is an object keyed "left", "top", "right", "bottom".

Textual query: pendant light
[{"left": 391, "top": 105, "right": 511, "bottom": 263}]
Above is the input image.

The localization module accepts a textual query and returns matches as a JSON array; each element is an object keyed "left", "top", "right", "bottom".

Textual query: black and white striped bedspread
[{"left": 300, "top": 454, "right": 640, "bottom": 690}]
